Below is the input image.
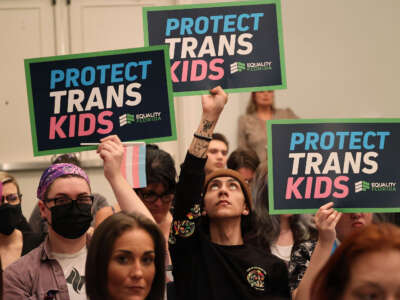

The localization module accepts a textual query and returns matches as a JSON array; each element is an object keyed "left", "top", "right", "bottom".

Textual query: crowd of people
[{"left": 0, "top": 88, "right": 399, "bottom": 300}]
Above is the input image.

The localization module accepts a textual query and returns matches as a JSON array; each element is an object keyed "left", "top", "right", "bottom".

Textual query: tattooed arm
[{"left": 189, "top": 86, "right": 228, "bottom": 158}]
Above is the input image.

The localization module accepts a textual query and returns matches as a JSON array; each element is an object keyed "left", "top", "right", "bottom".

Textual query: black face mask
[
  {"left": 0, "top": 203, "right": 22, "bottom": 235},
  {"left": 49, "top": 201, "right": 92, "bottom": 239}
]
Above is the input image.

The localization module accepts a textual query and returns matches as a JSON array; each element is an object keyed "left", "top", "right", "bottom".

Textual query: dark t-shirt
[{"left": 170, "top": 153, "right": 290, "bottom": 300}]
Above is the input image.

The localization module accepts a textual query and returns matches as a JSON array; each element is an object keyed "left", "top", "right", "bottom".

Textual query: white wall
[{"left": 1, "top": 0, "right": 400, "bottom": 219}]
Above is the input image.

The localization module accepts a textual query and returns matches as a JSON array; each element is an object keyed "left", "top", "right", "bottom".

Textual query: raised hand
[
  {"left": 314, "top": 202, "right": 342, "bottom": 244},
  {"left": 201, "top": 86, "right": 228, "bottom": 121},
  {"left": 189, "top": 86, "right": 228, "bottom": 158},
  {"left": 97, "top": 135, "right": 124, "bottom": 181}
]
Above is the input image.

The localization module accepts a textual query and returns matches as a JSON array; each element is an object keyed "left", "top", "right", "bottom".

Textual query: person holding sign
[
  {"left": 102, "top": 87, "right": 290, "bottom": 299},
  {"left": 289, "top": 204, "right": 374, "bottom": 300},
  {"left": 169, "top": 86, "right": 289, "bottom": 299},
  {"left": 94, "top": 144, "right": 176, "bottom": 284},
  {"left": 238, "top": 90, "right": 298, "bottom": 162},
  {"left": 250, "top": 162, "right": 315, "bottom": 267}
]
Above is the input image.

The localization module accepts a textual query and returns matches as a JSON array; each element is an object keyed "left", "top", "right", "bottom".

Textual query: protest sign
[
  {"left": 268, "top": 119, "right": 400, "bottom": 214},
  {"left": 25, "top": 46, "right": 176, "bottom": 156},
  {"left": 143, "top": 0, "right": 286, "bottom": 96}
]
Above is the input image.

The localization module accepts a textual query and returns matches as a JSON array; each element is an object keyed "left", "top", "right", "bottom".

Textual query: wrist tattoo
[
  {"left": 192, "top": 140, "right": 209, "bottom": 158},
  {"left": 202, "top": 120, "right": 214, "bottom": 132}
]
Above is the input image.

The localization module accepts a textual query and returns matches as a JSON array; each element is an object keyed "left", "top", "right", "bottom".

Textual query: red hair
[{"left": 311, "top": 223, "right": 400, "bottom": 300}]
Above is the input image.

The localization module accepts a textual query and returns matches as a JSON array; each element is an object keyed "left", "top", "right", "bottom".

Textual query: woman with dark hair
[
  {"left": 238, "top": 90, "right": 298, "bottom": 162},
  {"left": 86, "top": 211, "right": 166, "bottom": 300},
  {"left": 250, "top": 162, "right": 315, "bottom": 266},
  {"left": 311, "top": 223, "right": 400, "bottom": 300}
]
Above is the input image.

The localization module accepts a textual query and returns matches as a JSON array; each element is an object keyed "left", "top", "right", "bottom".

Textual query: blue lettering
[
  {"left": 111, "top": 63, "right": 124, "bottom": 83},
  {"left": 250, "top": 13, "right": 264, "bottom": 31},
  {"left": 363, "top": 131, "right": 376, "bottom": 150},
  {"left": 180, "top": 17, "right": 194, "bottom": 35},
  {"left": 377, "top": 131, "right": 390, "bottom": 149},
  {"left": 50, "top": 70, "right": 64, "bottom": 89},
  {"left": 96, "top": 65, "right": 110, "bottom": 84},
  {"left": 349, "top": 131, "right": 363, "bottom": 150},
  {"left": 336, "top": 132, "right": 349, "bottom": 150},
  {"left": 289, "top": 132, "right": 304, "bottom": 151},
  {"left": 223, "top": 14, "right": 236, "bottom": 32},
  {"left": 138, "top": 60, "right": 152, "bottom": 80},
  {"left": 320, "top": 131, "right": 335, "bottom": 150},
  {"left": 81, "top": 66, "right": 96, "bottom": 86},
  {"left": 195, "top": 16, "right": 209, "bottom": 34},
  {"left": 165, "top": 18, "right": 179, "bottom": 36},
  {"left": 65, "top": 68, "right": 79, "bottom": 88},
  {"left": 210, "top": 15, "right": 223, "bottom": 33},
  {"left": 237, "top": 14, "right": 250, "bottom": 31},
  {"left": 125, "top": 62, "right": 138, "bottom": 81}
]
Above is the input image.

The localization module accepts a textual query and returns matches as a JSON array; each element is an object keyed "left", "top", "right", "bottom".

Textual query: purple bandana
[{"left": 37, "top": 163, "right": 90, "bottom": 200}]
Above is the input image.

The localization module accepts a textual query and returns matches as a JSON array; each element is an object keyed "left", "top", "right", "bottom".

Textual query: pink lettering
[
  {"left": 190, "top": 60, "right": 207, "bottom": 81},
  {"left": 285, "top": 177, "right": 304, "bottom": 199},
  {"left": 69, "top": 114, "right": 76, "bottom": 138},
  {"left": 314, "top": 176, "right": 332, "bottom": 199},
  {"left": 97, "top": 111, "right": 113, "bottom": 135},
  {"left": 170, "top": 61, "right": 180, "bottom": 83},
  {"left": 78, "top": 113, "right": 96, "bottom": 136},
  {"left": 304, "top": 177, "right": 313, "bottom": 199},
  {"left": 333, "top": 176, "right": 349, "bottom": 198},
  {"left": 49, "top": 116, "right": 67, "bottom": 139},
  {"left": 208, "top": 58, "right": 224, "bottom": 80},
  {"left": 181, "top": 60, "right": 189, "bottom": 82}
]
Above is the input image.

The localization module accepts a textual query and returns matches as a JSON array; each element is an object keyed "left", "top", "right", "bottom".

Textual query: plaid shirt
[{"left": 3, "top": 236, "right": 79, "bottom": 300}]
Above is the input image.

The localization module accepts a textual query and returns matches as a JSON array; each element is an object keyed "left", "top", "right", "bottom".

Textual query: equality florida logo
[
  {"left": 119, "top": 112, "right": 161, "bottom": 127},
  {"left": 230, "top": 60, "right": 272, "bottom": 74},
  {"left": 355, "top": 180, "right": 396, "bottom": 193}
]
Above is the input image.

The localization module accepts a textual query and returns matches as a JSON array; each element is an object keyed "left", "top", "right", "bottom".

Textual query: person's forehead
[
  {"left": 2, "top": 182, "right": 18, "bottom": 192},
  {"left": 48, "top": 176, "right": 90, "bottom": 194},
  {"left": 208, "top": 140, "right": 227, "bottom": 151},
  {"left": 209, "top": 176, "right": 239, "bottom": 184}
]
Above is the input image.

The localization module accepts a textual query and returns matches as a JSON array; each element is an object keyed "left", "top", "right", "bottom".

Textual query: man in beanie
[{"left": 168, "top": 87, "right": 289, "bottom": 300}]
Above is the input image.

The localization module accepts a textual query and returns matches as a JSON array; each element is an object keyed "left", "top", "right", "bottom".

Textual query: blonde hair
[
  {"left": 246, "top": 91, "right": 276, "bottom": 114},
  {"left": 0, "top": 171, "right": 21, "bottom": 195}
]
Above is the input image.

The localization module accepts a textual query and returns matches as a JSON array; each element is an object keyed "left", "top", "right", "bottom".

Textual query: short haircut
[
  {"left": 85, "top": 212, "right": 166, "bottom": 300},
  {"left": 51, "top": 153, "right": 82, "bottom": 167},
  {"left": 0, "top": 171, "right": 21, "bottom": 196},
  {"left": 211, "top": 133, "right": 229, "bottom": 151},
  {"left": 144, "top": 144, "right": 176, "bottom": 193},
  {"left": 311, "top": 223, "right": 400, "bottom": 300},
  {"left": 227, "top": 148, "right": 260, "bottom": 172}
]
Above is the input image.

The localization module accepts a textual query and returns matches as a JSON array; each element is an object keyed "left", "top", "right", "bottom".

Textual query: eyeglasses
[
  {"left": 138, "top": 190, "right": 174, "bottom": 204},
  {"left": 1, "top": 193, "right": 22, "bottom": 205},
  {"left": 44, "top": 195, "right": 94, "bottom": 208}
]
